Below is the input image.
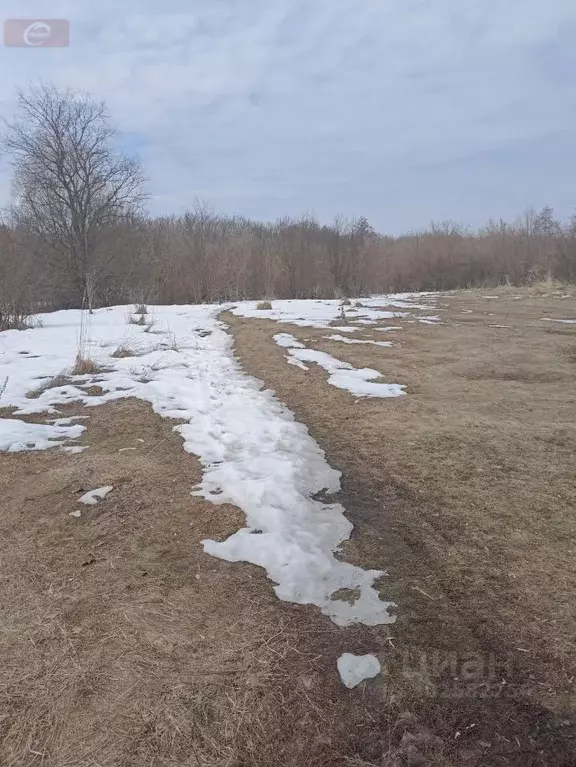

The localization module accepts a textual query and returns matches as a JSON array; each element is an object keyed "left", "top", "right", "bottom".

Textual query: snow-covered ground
[
  {"left": 232, "top": 293, "right": 437, "bottom": 329},
  {"left": 0, "top": 301, "right": 415, "bottom": 627}
]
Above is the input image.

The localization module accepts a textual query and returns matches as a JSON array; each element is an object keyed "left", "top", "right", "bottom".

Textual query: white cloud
[{"left": 1, "top": 0, "right": 575, "bottom": 230}]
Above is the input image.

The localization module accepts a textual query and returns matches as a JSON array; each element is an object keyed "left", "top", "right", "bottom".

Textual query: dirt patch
[
  {"left": 0, "top": 399, "right": 388, "bottom": 767},
  {"left": 224, "top": 287, "right": 576, "bottom": 765}
]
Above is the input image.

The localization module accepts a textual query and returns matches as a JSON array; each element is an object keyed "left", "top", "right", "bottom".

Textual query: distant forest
[
  {"left": 1, "top": 84, "right": 575, "bottom": 326},
  {"left": 2, "top": 203, "right": 575, "bottom": 315}
]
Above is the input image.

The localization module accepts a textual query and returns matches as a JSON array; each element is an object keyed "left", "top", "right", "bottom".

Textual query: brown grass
[
  {"left": 224, "top": 286, "right": 576, "bottom": 765},
  {"left": 256, "top": 300, "right": 272, "bottom": 310},
  {"left": 110, "top": 344, "right": 135, "bottom": 358},
  {"left": 3, "top": 288, "right": 576, "bottom": 766},
  {"left": 0, "top": 399, "right": 394, "bottom": 767},
  {"left": 26, "top": 372, "right": 70, "bottom": 399},
  {"left": 72, "top": 354, "right": 102, "bottom": 375}
]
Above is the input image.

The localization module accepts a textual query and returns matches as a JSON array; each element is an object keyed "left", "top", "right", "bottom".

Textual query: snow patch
[
  {"left": 274, "top": 333, "right": 304, "bottom": 348},
  {"left": 337, "top": 653, "right": 381, "bottom": 688},
  {"left": 417, "top": 316, "right": 442, "bottom": 325},
  {"left": 232, "top": 293, "right": 435, "bottom": 330},
  {"left": 324, "top": 334, "right": 392, "bottom": 348},
  {"left": 79, "top": 486, "right": 113, "bottom": 505},
  {"left": 273, "top": 335, "right": 404, "bottom": 399},
  {"left": 286, "top": 356, "right": 309, "bottom": 371},
  {"left": 0, "top": 419, "right": 84, "bottom": 453},
  {"left": 63, "top": 445, "right": 87, "bottom": 455}
]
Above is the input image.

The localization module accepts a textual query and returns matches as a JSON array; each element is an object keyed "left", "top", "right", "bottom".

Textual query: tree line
[{"left": 1, "top": 85, "right": 575, "bottom": 328}]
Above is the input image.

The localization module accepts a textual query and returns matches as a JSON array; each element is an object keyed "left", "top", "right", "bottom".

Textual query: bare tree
[
  {"left": 2, "top": 83, "right": 147, "bottom": 310},
  {"left": 534, "top": 205, "right": 560, "bottom": 238},
  {"left": 0, "top": 220, "right": 34, "bottom": 329}
]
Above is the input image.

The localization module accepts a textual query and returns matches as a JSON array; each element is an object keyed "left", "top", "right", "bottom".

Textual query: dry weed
[
  {"left": 111, "top": 344, "right": 136, "bottom": 359},
  {"left": 26, "top": 371, "right": 70, "bottom": 398},
  {"left": 72, "top": 354, "right": 101, "bottom": 375}
]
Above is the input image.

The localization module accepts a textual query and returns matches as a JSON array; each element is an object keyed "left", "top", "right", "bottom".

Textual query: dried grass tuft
[
  {"left": 111, "top": 344, "right": 135, "bottom": 359},
  {"left": 26, "top": 372, "right": 70, "bottom": 399},
  {"left": 72, "top": 355, "right": 101, "bottom": 375}
]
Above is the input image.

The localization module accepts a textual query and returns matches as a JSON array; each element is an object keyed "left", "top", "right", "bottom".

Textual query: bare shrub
[
  {"left": 111, "top": 344, "right": 135, "bottom": 358},
  {"left": 257, "top": 300, "right": 272, "bottom": 310},
  {"left": 0, "top": 224, "right": 36, "bottom": 330},
  {"left": 164, "top": 332, "right": 180, "bottom": 352},
  {"left": 0, "top": 308, "right": 31, "bottom": 331},
  {"left": 72, "top": 355, "right": 101, "bottom": 375},
  {"left": 530, "top": 274, "right": 569, "bottom": 296}
]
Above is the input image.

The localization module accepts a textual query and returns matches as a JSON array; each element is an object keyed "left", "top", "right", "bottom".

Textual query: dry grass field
[
  {"left": 225, "top": 285, "right": 576, "bottom": 765},
  {"left": 1, "top": 287, "right": 575, "bottom": 766},
  {"left": 1, "top": 398, "right": 390, "bottom": 767}
]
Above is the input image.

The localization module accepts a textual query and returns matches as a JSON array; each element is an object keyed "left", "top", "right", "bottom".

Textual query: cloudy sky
[{"left": 1, "top": 0, "right": 575, "bottom": 233}]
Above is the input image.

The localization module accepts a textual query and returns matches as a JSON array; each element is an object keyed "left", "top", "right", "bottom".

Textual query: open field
[
  {"left": 226, "top": 285, "right": 576, "bottom": 764},
  {"left": 0, "top": 399, "right": 370, "bottom": 767},
  {"left": 0, "top": 287, "right": 575, "bottom": 765}
]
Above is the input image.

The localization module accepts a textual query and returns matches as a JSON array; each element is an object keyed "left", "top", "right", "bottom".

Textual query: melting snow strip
[
  {"left": 417, "top": 316, "right": 443, "bottom": 324},
  {"left": 0, "top": 303, "right": 398, "bottom": 627},
  {"left": 324, "top": 334, "right": 392, "bottom": 348},
  {"left": 273, "top": 333, "right": 405, "bottom": 398}
]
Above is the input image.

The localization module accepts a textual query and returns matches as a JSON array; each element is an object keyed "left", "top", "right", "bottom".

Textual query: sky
[{"left": 0, "top": 0, "right": 575, "bottom": 234}]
